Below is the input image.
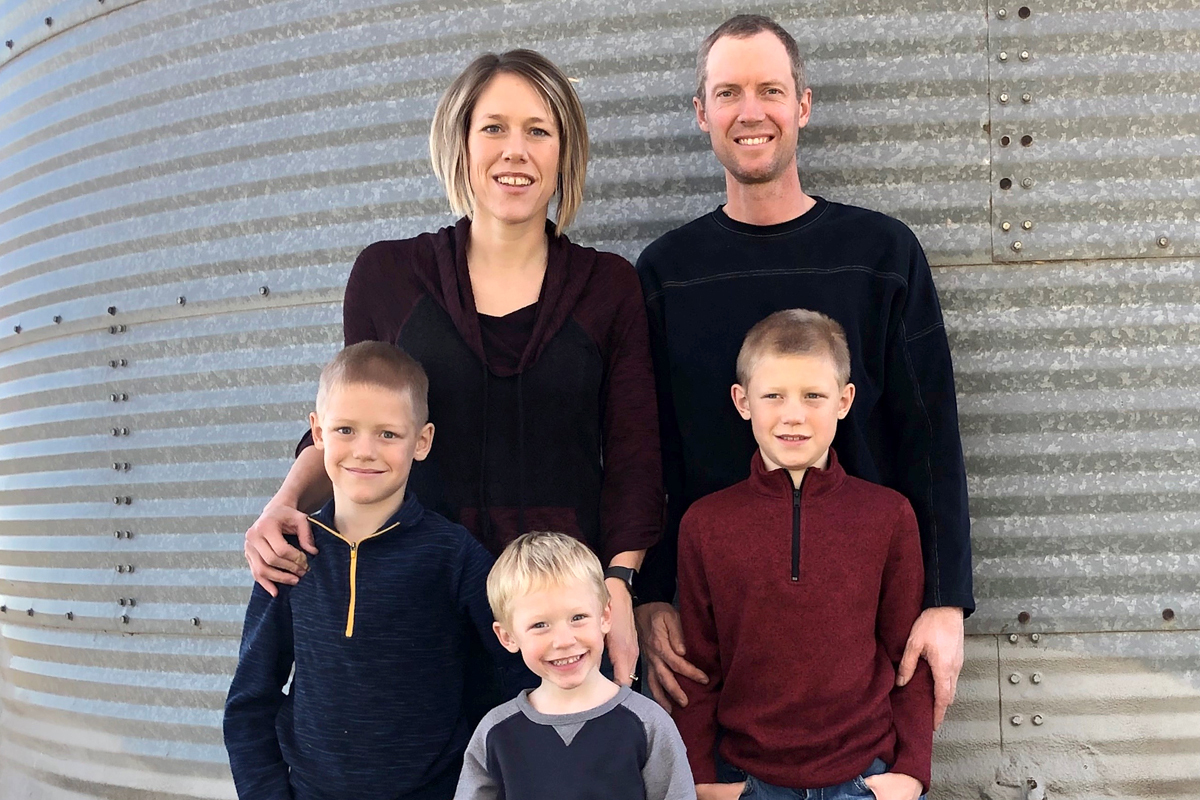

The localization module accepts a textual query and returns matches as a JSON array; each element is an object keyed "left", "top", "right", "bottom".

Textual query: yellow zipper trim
[{"left": 308, "top": 517, "right": 402, "bottom": 638}]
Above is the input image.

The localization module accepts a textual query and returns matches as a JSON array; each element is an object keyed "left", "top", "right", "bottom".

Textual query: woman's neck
[{"left": 466, "top": 212, "right": 549, "bottom": 316}]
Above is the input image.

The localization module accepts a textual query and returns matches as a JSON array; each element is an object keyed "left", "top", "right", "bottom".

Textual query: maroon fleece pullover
[{"left": 675, "top": 449, "right": 934, "bottom": 791}]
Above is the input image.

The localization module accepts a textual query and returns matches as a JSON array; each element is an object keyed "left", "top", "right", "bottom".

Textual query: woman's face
[{"left": 466, "top": 72, "right": 561, "bottom": 228}]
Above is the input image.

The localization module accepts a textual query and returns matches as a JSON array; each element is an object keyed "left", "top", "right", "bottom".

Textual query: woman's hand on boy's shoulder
[
  {"left": 245, "top": 502, "right": 315, "bottom": 596},
  {"left": 863, "top": 772, "right": 922, "bottom": 800},
  {"left": 695, "top": 782, "right": 745, "bottom": 800}
]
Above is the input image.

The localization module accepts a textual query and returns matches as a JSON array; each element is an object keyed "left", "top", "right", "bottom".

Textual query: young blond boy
[
  {"left": 224, "top": 341, "right": 521, "bottom": 800},
  {"left": 455, "top": 531, "right": 696, "bottom": 800},
  {"left": 673, "top": 310, "right": 934, "bottom": 800}
]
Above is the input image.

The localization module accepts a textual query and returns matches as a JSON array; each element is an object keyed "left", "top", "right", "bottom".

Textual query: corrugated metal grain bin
[{"left": 1, "top": 0, "right": 1197, "bottom": 796}]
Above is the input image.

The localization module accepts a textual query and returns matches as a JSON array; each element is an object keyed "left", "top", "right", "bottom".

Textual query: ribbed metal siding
[{"left": 1, "top": 0, "right": 1197, "bottom": 797}]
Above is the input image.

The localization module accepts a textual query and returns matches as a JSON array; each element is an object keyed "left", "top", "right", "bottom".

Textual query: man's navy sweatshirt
[{"left": 223, "top": 494, "right": 529, "bottom": 800}]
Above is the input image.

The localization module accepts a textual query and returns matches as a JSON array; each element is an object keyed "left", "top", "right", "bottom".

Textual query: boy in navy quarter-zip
[
  {"left": 224, "top": 342, "right": 526, "bottom": 800},
  {"left": 455, "top": 532, "right": 695, "bottom": 800},
  {"left": 673, "top": 311, "right": 934, "bottom": 800}
]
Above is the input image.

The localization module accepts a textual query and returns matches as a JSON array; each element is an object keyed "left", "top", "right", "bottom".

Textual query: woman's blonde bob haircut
[
  {"left": 429, "top": 50, "right": 588, "bottom": 235},
  {"left": 487, "top": 531, "right": 609, "bottom": 627}
]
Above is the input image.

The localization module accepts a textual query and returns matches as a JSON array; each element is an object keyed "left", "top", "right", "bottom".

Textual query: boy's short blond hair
[
  {"left": 487, "top": 532, "right": 609, "bottom": 626},
  {"left": 429, "top": 49, "right": 588, "bottom": 235},
  {"left": 316, "top": 341, "right": 430, "bottom": 425},
  {"left": 736, "top": 309, "right": 852, "bottom": 387}
]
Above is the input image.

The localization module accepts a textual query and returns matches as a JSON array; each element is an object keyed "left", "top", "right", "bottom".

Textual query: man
[{"left": 633, "top": 14, "right": 974, "bottom": 731}]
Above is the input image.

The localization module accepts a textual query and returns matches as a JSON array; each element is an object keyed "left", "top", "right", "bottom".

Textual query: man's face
[{"left": 694, "top": 31, "right": 812, "bottom": 186}]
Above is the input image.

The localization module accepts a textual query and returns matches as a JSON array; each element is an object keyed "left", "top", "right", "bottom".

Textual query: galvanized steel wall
[{"left": 1, "top": 0, "right": 1197, "bottom": 797}]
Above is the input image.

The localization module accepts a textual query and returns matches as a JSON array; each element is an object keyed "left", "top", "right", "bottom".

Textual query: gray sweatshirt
[{"left": 455, "top": 686, "right": 696, "bottom": 800}]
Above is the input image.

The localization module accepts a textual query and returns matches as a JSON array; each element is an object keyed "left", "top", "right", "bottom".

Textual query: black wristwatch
[{"left": 604, "top": 566, "right": 638, "bottom": 601}]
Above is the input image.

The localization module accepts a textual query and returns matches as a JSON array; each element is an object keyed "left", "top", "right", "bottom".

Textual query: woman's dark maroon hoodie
[{"left": 300, "top": 218, "right": 663, "bottom": 564}]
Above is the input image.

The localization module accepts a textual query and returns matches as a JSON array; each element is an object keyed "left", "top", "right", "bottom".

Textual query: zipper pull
[
  {"left": 793, "top": 488, "right": 802, "bottom": 507},
  {"left": 349, "top": 542, "right": 357, "bottom": 552}
]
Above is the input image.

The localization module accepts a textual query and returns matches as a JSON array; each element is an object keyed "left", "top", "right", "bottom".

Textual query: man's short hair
[
  {"left": 736, "top": 309, "right": 852, "bottom": 387},
  {"left": 315, "top": 341, "right": 430, "bottom": 425},
  {"left": 429, "top": 49, "right": 588, "bottom": 235},
  {"left": 696, "top": 14, "right": 807, "bottom": 105},
  {"left": 487, "top": 531, "right": 609, "bottom": 627}
]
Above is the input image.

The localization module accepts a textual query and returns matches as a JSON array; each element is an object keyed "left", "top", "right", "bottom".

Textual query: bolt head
[
  {"left": 27, "top": 608, "right": 34, "bottom": 616},
  {"left": 66, "top": 611, "right": 74, "bottom": 620},
  {"left": 1012, "top": 241, "right": 1023, "bottom": 252},
  {"left": 113, "top": 497, "right": 122, "bottom": 505},
  {"left": 1008, "top": 633, "right": 1019, "bottom": 643},
  {"left": 1021, "top": 177, "right": 1034, "bottom": 189},
  {"left": 116, "top": 565, "right": 125, "bottom": 573},
  {"left": 997, "top": 7, "right": 1008, "bottom": 18},
  {"left": 998, "top": 92, "right": 1010, "bottom": 104},
  {"left": 259, "top": 286, "right": 270, "bottom": 296},
  {"left": 1022, "top": 220, "right": 1033, "bottom": 230},
  {"left": 44, "top": 16, "right": 53, "bottom": 26},
  {"left": 107, "top": 306, "right": 117, "bottom": 315},
  {"left": 126, "top": 565, "right": 134, "bottom": 573},
  {"left": 1031, "top": 632, "right": 1041, "bottom": 642},
  {"left": 1001, "top": 221, "right": 1012, "bottom": 232},
  {"left": 192, "top": 617, "right": 201, "bottom": 626},
  {"left": 53, "top": 315, "right": 62, "bottom": 323},
  {"left": 1019, "top": 50, "right": 1031, "bottom": 61},
  {"left": 999, "top": 51, "right": 1009, "bottom": 62},
  {"left": 1032, "top": 714, "right": 1044, "bottom": 725},
  {"left": 1011, "top": 714, "right": 1023, "bottom": 725},
  {"left": 1157, "top": 236, "right": 1170, "bottom": 248},
  {"left": 111, "top": 393, "right": 118, "bottom": 401},
  {"left": 0, "top": 605, "right": 6, "bottom": 612},
  {"left": 1031, "top": 672, "right": 1042, "bottom": 684},
  {"left": 5, "top": 40, "right": 13, "bottom": 49},
  {"left": 177, "top": 296, "right": 186, "bottom": 305},
  {"left": 13, "top": 325, "right": 21, "bottom": 334},
  {"left": 1021, "top": 93, "right": 1032, "bottom": 103},
  {"left": 1009, "top": 673, "right": 1021, "bottom": 684},
  {"left": 121, "top": 614, "right": 130, "bottom": 624}
]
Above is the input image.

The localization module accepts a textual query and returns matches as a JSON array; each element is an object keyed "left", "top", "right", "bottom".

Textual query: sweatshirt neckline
[
  {"left": 516, "top": 684, "right": 630, "bottom": 726},
  {"left": 307, "top": 492, "right": 423, "bottom": 539},
  {"left": 710, "top": 196, "right": 829, "bottom": 238},
  {"left": 747, "top": 448, "right": 846, "bottom": 500}
]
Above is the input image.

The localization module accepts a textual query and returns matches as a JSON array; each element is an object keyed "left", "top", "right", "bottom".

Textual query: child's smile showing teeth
[{"left": 548, "top": 654, "right": 585, "bottom": 667}]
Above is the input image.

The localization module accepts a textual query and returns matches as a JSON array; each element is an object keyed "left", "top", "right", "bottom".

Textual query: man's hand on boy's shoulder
[
  {"left": 245, "top": 502, "right": 317, "bottom": 597},
  {"left": 634, "top": 602, "right": 709, "bottom": 712},
  {"left": 695, "top": 782, "right": 745, "bottom": 800},
  {"left": 897, "top": 606, "right": 965, "bottom": 729},
  {"left": 863, "top": 772, "right": 923, "bottom": 800}
]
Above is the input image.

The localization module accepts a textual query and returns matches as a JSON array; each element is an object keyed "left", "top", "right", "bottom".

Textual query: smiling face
[
  {"left": 310, "top": 382, "right": 433, "bottom": 515},
  {"left": 733, "top": 352, "right": 854, "bottom": 483},
  {"left": 494, "top": 578, "right": 611, "bottom": 693},
  {"left": 466, "top": 71, "right": 562, "bottom": 228},
  {"left": 695, "top": 31, "right": 811, "bottom": 186}
]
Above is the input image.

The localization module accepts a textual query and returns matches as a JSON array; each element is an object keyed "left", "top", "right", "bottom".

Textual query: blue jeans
[{"left": 716, "top": 755, "right": 926, "bottom": 800}]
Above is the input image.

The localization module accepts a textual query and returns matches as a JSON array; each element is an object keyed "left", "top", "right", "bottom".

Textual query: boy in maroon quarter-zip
[{"left": 673, "top": 310, "right": 934, "bottom": 800}]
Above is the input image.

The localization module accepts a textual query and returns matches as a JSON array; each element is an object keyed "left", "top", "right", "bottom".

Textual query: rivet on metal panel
[
  {"left": 107, "top": 306, "right": 117, "bottom": 315},
  {"left": 120, "top": 358, "right": 128, "bottom": 366},
  {"left": 1021, "top": 92, "right": 1032, "bottom": 103},
  {"left": 13, "top": 325, "right": 20, "bottom": 334},
  {"left": 1031, "top": 672, "right": 1042, "bottom": 684},
  {"left": 66, "top": 611, "right": 74, "bottom": 621},
  {"left": 44, "top": 16, "right": 52, "bottom": 26},
  {"left": 998, "top": 51, "right": 1009, "bottom": 63},
  {"left": 126, "top": 565, "right": 134, "bottom": 573},
  {"left": 27, "top": 608, "right": 34, "bottom": 616},
  {"left": 0, "top": 605, "right": 6, "bottom": 612},
  {"left": 5, "top": 40, "right": 13, "bottom": 49},
  {"left": 118, "top": 598, "right": 127, "bottom": 606},
  {"left": 120, "top": 393, "right": 128, "bottom": 401},
  {"left": 996, "top": 8, "right": 1007, "bottom": 19},
  {"left": 259, "top": 286, "right": 270, "bottom": 296},
  {"left": 192, "top": 617, "right": 201, "bottom": 626},
  {"left": 110, "top": 393, "right": 118, "bottom": 402},
  {"left": 1157, "top": 236, "right": 1170, "bottom": 248},
  {"left": 998, "top": 93, "right": 1009, "bottom": 105},
  {"left": 114, "top": 530, "right": 122, "bottom": 538},
  {"left": 1010, "top": 715, "right": 1023, "bottom": 726},
  {"left": 128, "top": 598, "right": 136, "bottom": 607},
  {"left": 177, "top": 296, "right": 186, "bottom": 305},
  {"left": 109, "top": 360, "right": 118, "bottom": 367},
  {"left": 1163, "top": 608, "right": 1175, "bottom": 621},
  {"left": 111, "top": 428, "right": 120, "bottom": 436},
  {"left": 1000, "top": 221, "right": 1012, "bottom": 232},
  {"left": 53, "top": 315, "right": 62, "bottom": 323},
  {"left": 1009, "top": 673, "right": 1021, "bottom": 684},
  {"left": 113, "top": 496, "right": 122, "bottom": 505},
  {"left": 121, "top": 614, "right": 130, "bottom": 624},
  {"left": 118, "top": 324, "right": 127, "bottom": 332},
  {"left": 112, "top": 462, "right": 120, "bottom": 470},
  {"left": 1011, "top": 241, "right": 1023, "bottom": 252},
  {"left": 1000, "top": 135, "right": 1011, "bottom": 146},
  {"left": 123, "top": 496, "right": 132, "bottom": 505},
  {"left": 1008, "top": 633, "right": 1019, "bottom": 643},
  {"left": 1022, "top": 220, "right": 1033, "bottom": 230},
  {"left": 121, "top": 427, "right": 129, "bottom": 435},
  {"left": 1032, "top": 714, "right": 1044, "bottom": 725},
  {"left": 1021, "top": 177, "right": 1034, "bottom": 189},
  {"left": 1018, "top": 611, "right": 1030, "bottom": 624},
  {"left": 117, "top": 565, "right": 126, "bottom": 573},
  {"left": 1030, "top": 633, "right": 1041, "bottom": 643},
  {"left": 1019, "top": 50, "right": 1030, "bottom": 61},
  {"left": 109, "top": 326, "right": 117, "bottom": 334}
]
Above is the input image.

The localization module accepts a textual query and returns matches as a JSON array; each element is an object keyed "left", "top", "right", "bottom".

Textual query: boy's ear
[
  {"left": 731, "top": 384, "right": 752, "bottom": 421},
  {"left": 413, "top": 422, "right": 435, "bottom": 462},
  {"left": 599, "top": 599, "right": 613, "bottom": 636},
  {"left": 837, "top": 382, "right": 856, "bottom": 419},
  {"left": 493, "top": 621, "right": 520, "bottom": 653},
  {"left": 309, "top": 411, "right": 324, "bottom": 449}
]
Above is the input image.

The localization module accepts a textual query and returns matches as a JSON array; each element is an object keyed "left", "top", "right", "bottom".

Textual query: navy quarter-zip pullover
[{"left": 224, "top": 494, "right": 528, "bottom": 800}]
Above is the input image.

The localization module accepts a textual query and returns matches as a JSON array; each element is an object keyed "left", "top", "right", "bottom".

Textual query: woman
[{"left": 243, "top": 50, "right": 662, "bottom": 684}]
